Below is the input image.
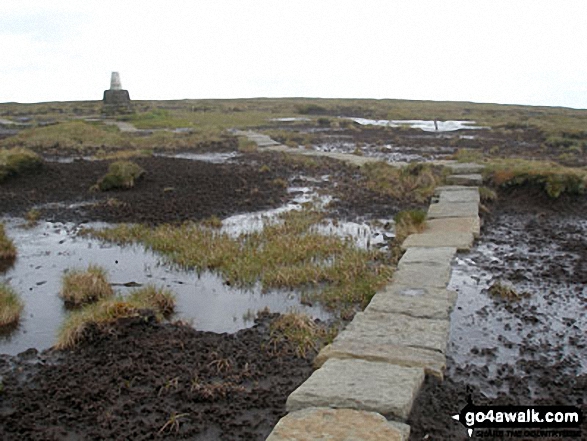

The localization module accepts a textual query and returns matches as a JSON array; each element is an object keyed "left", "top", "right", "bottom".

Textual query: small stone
[{"left": 266, "top": 407, "right": 410, "bottom": 441}]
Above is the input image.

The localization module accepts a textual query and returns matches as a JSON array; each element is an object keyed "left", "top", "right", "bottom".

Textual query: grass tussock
[
  {"left": 485, "top": 159, "right": 586, "bottom": 198},
  {"left": 93, "top": 160, "right": 145, "bottom": 191},
  {"left": 0, "top": 223, "right": 17, "bottom": 261},
  {"left": 128, "top": 285, "right": 176, "bottom": 317},
  {"left": 0, "top": 283, "right": 24, "bottom": 328},
  {"left": 268, "top": 312, "right": 327, "bottom": 358},
  {"left": 60, "top": 265, "right": 114, "bottom": 307},
  {"left": 0, "top": 147, "right": 43, "bottom": 183},
  {"left": 237, "top": 137, "right": 258, "bottom": 153},
  {"left": 88, "top": 207, "right": 393, "bottom": 315},
  {"left": 488, "top": 281, "right": 529, "bottom": 301},
  {"left": 394, "top": 209, "right": 428, "bottom": 243},
  {"left": 361, "top": 162, "right": 445, "bottom": 203},
  {"left": 56, "top": 285, "right": 176, "bottom": 349}
]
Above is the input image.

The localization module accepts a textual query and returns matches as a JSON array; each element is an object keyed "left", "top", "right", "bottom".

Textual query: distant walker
[{"left": 102, "top": 72, "right": 132, "bottom": 114}]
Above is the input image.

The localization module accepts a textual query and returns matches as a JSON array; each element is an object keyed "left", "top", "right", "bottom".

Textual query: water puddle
[
  {"left": 0, "top": 219, "right": 330, "bottom": 355},
  {"left": 447, "top": 239, "right": 587, "bottom": 398},
  {"left": 310, "top": 142, "right": 451, "bottom": 163},
  {"left": 348, "top": 117, "right": 486, "bottom": 132},
  {"left": 153, "top": 152, "right": 240, "bottom": 163}
]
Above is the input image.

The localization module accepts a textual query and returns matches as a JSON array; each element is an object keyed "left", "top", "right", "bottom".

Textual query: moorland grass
[
  {"left": 360, "top": 162, "right": 445, "bottom": 203},
  {"left": 87, "top": 207, "right": 393, "bottom": 315},
  {"left": 0, "top": 283, "right": 24, "bottom": 328},
  {"left": 0, "top": 223, "right": 17, "bottom": 261},
  {"left": 484, "top": 158, "right": 586, "bottom": 198},
  {"left": 0, "top": 147, "right": 43, "bottom": 183},
  {"left": 93, "top": 160, "right": 145, "bottom": 191},
  {"left": 60, "top": 264, "right": 114, "bottom": 307},
  {"left": 268, "top": 312, "right": 329, "bottom": 358},
  {"left": 56, "top": 284, "right": 177, "bottom": 349}
]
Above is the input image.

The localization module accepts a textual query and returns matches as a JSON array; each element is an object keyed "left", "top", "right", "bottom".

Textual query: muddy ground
[
  {"left": 0, "top": 312, "right": 318, "bottom": 440},
  {"left": 0, "top": 151, "right": 413, "bottom": 224},
  {"left": 408, "top": 188, "right": 587, "bottom": 440}
]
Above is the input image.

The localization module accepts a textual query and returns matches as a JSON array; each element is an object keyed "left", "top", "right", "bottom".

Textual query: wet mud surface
[
  {"left": 0, "top": 312, "right": 315, "bottom": 440},
  {"left": 408, "top": 188, "right": 587, "bottom": 440}
]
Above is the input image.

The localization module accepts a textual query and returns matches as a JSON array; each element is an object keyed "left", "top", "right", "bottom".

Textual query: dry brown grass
[
  {"left": 0, "top": 283, "right": 24, "bottom": 328},
  {"left": 60, "top": 264, "right": 114, "bottom": 307},
  {"left": 0, "top": 223, "right": 17, "bottom": 261}
]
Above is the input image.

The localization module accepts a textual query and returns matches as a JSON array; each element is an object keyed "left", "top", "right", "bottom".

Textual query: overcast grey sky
[{"left": 1, "top": 0, "right": 586, "bottom": 108}]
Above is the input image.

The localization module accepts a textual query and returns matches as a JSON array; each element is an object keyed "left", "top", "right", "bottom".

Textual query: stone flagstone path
[{"left": 260, "top": 131, "right": 484, "bottom": 440}]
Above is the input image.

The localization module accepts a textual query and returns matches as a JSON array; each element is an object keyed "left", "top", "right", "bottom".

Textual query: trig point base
[{"left": 102, "top": 72, "right": 132, "bottom": 115}]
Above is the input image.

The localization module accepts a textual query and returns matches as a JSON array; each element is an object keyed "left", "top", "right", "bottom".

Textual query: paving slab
[
  {"left": 427, "top": 201, "right": 479, "bottom": 219},
  {"left": 436, "top": 189, "right": 480, "bottom": 204},
  {"left": 445, "top": 163, "right": 485, "bottom": 174},
  {"left": 365, "top": 285, "right": 458, "bottom": 320},
  {"left": 314, "top": 338, "right": 447, "bottom": 379},
  {"left": 446, "top": 174, "right": 483, "bottom": 186},
  {"left": 398, "top": 247, "right": 456, "bottom": 268},
  {"left": 426, "top": 216, "right": 481, "bottom": 238},
  {"left": 392, "top": 262, "right": 451, "bottom": 288},
  {"left": 286, "top": 359, "right": 425, "bottom": 420},
  {"left": 266, "top": 407, "right": 410, "bottom": 441},
  {"left": 435, "top": 185, "right": 479, "bottom": 192},
  {"left": 402, "top": 231, "right": 474, "bottom": 251},
  {"left": 339, "top": 311, "right": 450, "bottom": 354}
]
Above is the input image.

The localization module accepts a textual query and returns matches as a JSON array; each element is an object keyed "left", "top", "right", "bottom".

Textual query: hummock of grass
[
  {"left": 56, "top": 285, "right": 177, "bottom": 349},
  {"left": 394, "top": 209, "right": 428, "bottom": 243},
  {"left": 128, "top": 284, "right": 176, "bottom": 317},
  {"left": 94, "top": 160, "right": 145, "bottom": 191},
  {"left": 485, "top": 159, "right": 587, "bottom": 198},
  {"left": 60, "top": 265, "right": 114, "bottom": 307},
  {"left": 361, "top": 162, "right": 445, "bottom": 203},
  {"left": 0, "top": 283, "right": 24, "bottom": 328},
  {"left": 268, "top": 312, "right": 328, "bottom": 358},
  {"left": 88, "top": 207, "right": 393, "bottom": 315},
  {"left": 0, "top": 147, "right": 43, "bottom": 183},
  {"left": 0, "top": 223, "right": 17, "bottom": 261}
]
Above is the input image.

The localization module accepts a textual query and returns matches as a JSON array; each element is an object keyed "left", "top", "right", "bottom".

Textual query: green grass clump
[
  {"left": 0, "top": 223, "right": 17, "bottom": 261},
  {"left": 60, "top": 265, "right": 114, "bottom": 307},
  {"left": 56, "top": 285, "right": 177, "bottom": 349},
  {"left": 488, "top": 281, "right": 529, "bottom": 301},
  {"left": 0, "top": 283, "right": 24, "bottom": 328},
  {"left": 394, "top": 209, "right": 428, "bottom": 243},
  {"left": 486, "top": 159, "right": 586, "bottom": 198},
  {"left": 0, "top": 147, "right": 43, "bottom": 183},
  {"left": 94, "top": 160, "right": 145, "bottom": 191},
  {"left": 361, "top": 162, "right": 444, "bottom": 203},
  {"left": 268, "top": 312, "right": 327, "bottom": 358},
  {"left": 128, "top": 285, "right": 176, "bottom": 317},
  {"left": 237, "top": 137, "right": 258, "bottom": 153},
  {"left": 88, "top": 207, "right": 392, "bottom": 316}
]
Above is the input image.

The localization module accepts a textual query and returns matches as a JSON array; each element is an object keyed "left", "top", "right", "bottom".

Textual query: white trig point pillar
[
  {"left": 110, "top": 72, "right": 122, "bottom": 90},
  {"left": 102, "top": 71, "right": 131, "bottom": 114}
]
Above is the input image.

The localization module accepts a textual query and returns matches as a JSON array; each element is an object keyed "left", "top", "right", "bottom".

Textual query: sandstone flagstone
[
  {"left": 266, "top": 407, "right": 410, "bottom": 441},
  {"left": 426, "top": 216, "right": 481, "bottom": 238},
  {"left": 286, "top": 359, "right": 424, "bottom": 420},
  {"left": 446, "top": 174, "right": 483, "bottom": 186},
  {"left": 398, "top": 247, "right": 456, "bottom": 268},
  {"left": 392, "top": 262, "right": 451, "bottom": 288},
  {"left": 427, "top": 201, "right": 479, "bottom": 219},
  {"left": 402, "top": 231, "right": 474, "bottom": 251},
  {"left": 365, "top": 285, "right": 458, "bottom": 320}
]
